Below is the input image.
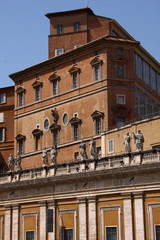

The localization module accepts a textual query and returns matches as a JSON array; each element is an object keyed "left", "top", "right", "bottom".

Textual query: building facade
[{"left": 0, "top": 7, "right": 160, "bottom": 240}]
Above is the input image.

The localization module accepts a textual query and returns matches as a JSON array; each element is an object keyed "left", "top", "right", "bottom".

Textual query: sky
[{"left": 0, "top": 0, "right": 160, "bottom": 88}]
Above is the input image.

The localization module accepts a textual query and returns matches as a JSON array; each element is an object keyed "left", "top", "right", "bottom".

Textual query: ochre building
[{"left": 0, "top": 7, "right": 160, "bottom": 240}]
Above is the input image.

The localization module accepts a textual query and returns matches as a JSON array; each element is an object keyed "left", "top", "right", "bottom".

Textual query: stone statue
[
  {"left": 89, "top": 137, "right": 98, "bottom": 159},
  {"left": 79, "top": 140, "right": 88, "bottom": 160},
  {"left": 132, "top": 130, "right": 144, "bottom": 151},
  {"left": 123, "top": 133, "right": 131, "bottom": 153},
  {"left": 8, "top": 153, "right": 15, "bottom": 171},
  {"left": 51, "top": 108, "right": 59, "bottom": 124},
  {"left": 50, "top": 145, "right": 57, "bottom": 165},
  {"left": 42, "top": 148, "right": 48, "bottom": 166},
  {"left": 14, "top": 152, "right": 22, "bottom": 171}
]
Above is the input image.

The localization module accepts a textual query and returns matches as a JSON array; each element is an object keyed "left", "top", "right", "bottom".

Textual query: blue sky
[{"left": 0, "top": 0, "right": 160, "bottom": 88}]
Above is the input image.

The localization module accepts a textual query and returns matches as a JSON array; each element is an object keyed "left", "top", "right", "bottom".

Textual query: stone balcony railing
[{"left": 0, "top": 150, "right": 160, "bottom": 185}]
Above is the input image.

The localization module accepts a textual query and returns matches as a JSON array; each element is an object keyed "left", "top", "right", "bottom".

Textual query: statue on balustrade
[
  {"left": 89, "top": 137, "right": 98, "bottom": 159},
  {"left": 50, "top": 145, "right": 57, "bottom": 165},
  {"left": 8, "top": 153, "right": 15, "bottom": 171},
  {"left": 79, "top": 140, "right": 88, "bottom": 160},
  {"left": 42, "top": 147, "right": 48, "bottom": 166},
  {"left": 14, "top": 152, "right": 22, "bottom": 171},
  {"left": 123, "top": 133, "right": 131, "bottom": 153},
  {"left": 132, "top": 130, "right": 144, "bottom": 151}
]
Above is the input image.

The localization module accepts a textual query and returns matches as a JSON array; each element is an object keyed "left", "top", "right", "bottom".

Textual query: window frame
[
  {"left": 63, "top": 228, "right": 74, "bottom": 240},
  {"left": 57, "top": 25, "right": 63, "bottom": 35},
  {"left": 106, "top": 226, "right": 118, "bottom": 240},
  {"left": 55, "top": 48, "right": 64, "bottom": 56},
  {"left": 95, "top": 117, "right": 102, "bottom": 135},
  {"left": 74, "top": 22, "right": 80, "bottom": 32},
  {"left": 0, "top": 128, "right": 5, "bottom": 142},
  {"left": 26, "top": 231, "right": 35, "bottom": 240},
  {"left": 0, "top": 113, "right": 4, "bottom": 123},
  {"left": 73, "top": 123, "right": 79, "bottom": 141},
  {"left": 0, "top": 93, "right": 6, "bottom": 104},
  {"left": 108, "top": 139, "right": 114, "bottom": 153},
  {"left": 116, "top": 94, "right": 125, "bottom": 104}
]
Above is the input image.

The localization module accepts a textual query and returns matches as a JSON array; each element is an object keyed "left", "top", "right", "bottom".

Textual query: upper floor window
[
  {"left": 0, "top": 128, "right": 5, "bottom": 142},
  {"left": 70, "top": 116, "right": 82, "bottom": 141},
  {"left": 55, "top": 48, "right": 64, "bottom": 56},
  {"left": 108, "top": 139, "right": 114, "bottom": 153},
  {"left": 32, "top": 129, "right": 43, "bottom": 151},
  {"left": 74, "top": 22, "right": 80, "bottom": 32},
  {"left": 117, "top": 63, "right": 125, "bottom": 78},
  {"left": 91, "top": 110, "right": 104, "bottom": 135},
  {"left": 0, "top": 93, "right": 6, "bottom": 104},
  {"left": 15, "top": 134, "right": 26, "bottom": 155},
  {"left": 47, "top": 209, "right": 53, "bottom": 233},
  {"left": 90, "top": 57, "right": 103, "bottom": 81},
  {"left": 116, "top": 95, "right": 125, "bottom": 104},
  {"left": 57, "top": 25, "right": 63, "bottom": 34},
  {"left": 69, "top": 66, "right": 81, "bottom": 89},
  {"left": 32, "top": 81, "right": 43, "bottom": 102},
  {"left": 0, "top": 113, "right": 4, "bottom": 123},
  {"left": 50, "top": 122, "right": 61, "bottom": 146},
  {"left": 48, "top": 73, "right": 61, "bottom": 96},
  {"left": 16, "top": 87, "right": 26, "bottom": 107}
]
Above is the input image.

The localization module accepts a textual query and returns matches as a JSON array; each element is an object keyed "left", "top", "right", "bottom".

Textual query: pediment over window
[
  {"left": 48, "top": 73, "right": 61, "bottom": 82},
  {"left": 32, "top": 129, "right": 43, "bottom": 136},
  {"left": 90, "top": 57, "right": 103, "bottom": 67},
  {"left": 32, "top": 80, "right": 43, "bottom": 88},
  {"left": 15, "top": 134, "right": 26, "bottom": 141},
  {"left": 68, "top": 66, "right": 81, "bottom": 74},
  {"left": 69, "top": 116, "right": 82, "bottom": 125},
  {"left": 49, "top": 123, "right": 61, "bottom": 132},
  {"left": 91, "top": 110, "right": 104, "bottom": 119},
  {"left": 16, "top": 87, "right": 26, "bottom": 94}
]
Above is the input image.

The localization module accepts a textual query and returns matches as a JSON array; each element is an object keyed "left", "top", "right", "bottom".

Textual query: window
[
  {"left": 156, "top": 225, "right": 160, "bottom": 240},
  {"left": 116, "top": 95, "right": 125, "bottom": 104},
  {"left": 106, "top": 226, "right": 117, "bottom": 240},
  {"left": 63, "top": 113, "right": 69, "bottom": 126},
  {"left": 73, "top": 72, "right": 79, "bottom": 88},
  {"left": 64, "top": 229, "right": 73, "bottom": 240},
  {"left": 95, "top": 118, "right": 101, "bottom": 135},
  {"left": 47, "top": 209, "right": 53, "bottom": 233},
  {"left": 74, "top": 22, "right": 80, "bottom": 32},
  {"left": 0, "top": 128, "right": 5, "bottom": 142},
  {"left": 55, "top": 48, "right": 64, "bottom": 56},
  {"left": 32, "top": 129, "right": 43, "bottom": 151},
  {"left": 44, "top": 118, "right": 50, "bottom": 132},
  {"left": 73, "top": 123, "right": 79, "bottom": 141},
  {"left": 0, "top": 164, "right": 4, "bottom": 174},
  {"left": 0, "top": 113, "right": 4, "bottom": 123},
  {"left": 117, "top": 118, "right": 125, "bottom": 127},
  {"left": 0, "top": 93, "right": 6, "bottom": 104},
  {"left": 15, "top": 134, "right": 26, "bottom": 155},
  {"left": 18, "top": 92, "right": 24, "bottom": 107},
  {"left": 117, "top": 63, "right": 125, "bottom": 78},
  {"left": 90, "top": 57, "right": 103, "bottom": 81},
  {"left": 74, "top": 152, "right": 79, "bottom": 160},
  {"left": 94, "top": 65, "right": 101, "bottom": 81},
  {"left": 26, "top": 231, "right": 34, "bottom": 240},
  {"left": 108, "top": 139, "right": 114, "bottom": 153},
  {"left": 117, "top": 48, "right": 123, "bottom": 55},
  {"left": 97, "top": 147, "right": 101, "bottom": 157},
  {"left": 57, "top": 25, "right": 63, "bottom": 34},
  {"left": 53, "top": 80, "right": 58, "bottom": 95},
  {"left": 35, "top": 86, "right": 41, "bottom": 101},
  {"left": 35, "top": 135, "right": 40, "bottom": 151}
]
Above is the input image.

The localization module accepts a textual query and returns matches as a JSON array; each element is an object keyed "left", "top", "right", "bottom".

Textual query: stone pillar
[
  {"left": 88, "top": 196, "right": 97, "bottom": 240},
  {"left": 39, "top": 201, "right": 47, "bottom": 240},
  {"left": 78, "top": 197, "right": 87, "bottom": 240},
  {"left": 101, "top": 133, "right": 106, "bottom": 158},
  {"left": 122, "top": 193, "right": 133, "bottom": 240},
  {"left": 48, "top": 200, "right": 56, "bottom": 240},
  {"left": 12, "top": 204, "right": 19, "bottom": 240},
  {"left": 4, "top": 205, "right": 11, "bottom": 240},
  {"left": 133, "top": 192, "right": 145, "bottom": 240}
]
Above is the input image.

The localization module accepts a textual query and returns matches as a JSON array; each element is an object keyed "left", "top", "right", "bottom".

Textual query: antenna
[{"left": 87, "top": 0, "right": 90, "bottom": 7}]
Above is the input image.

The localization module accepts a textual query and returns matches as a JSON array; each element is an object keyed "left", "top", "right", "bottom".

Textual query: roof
[{"left": 45, "top": 7, "right": 94, "bottom": 19}]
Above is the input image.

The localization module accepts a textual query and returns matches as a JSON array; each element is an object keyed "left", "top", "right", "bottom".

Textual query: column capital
[
  {"left": 121, "top": 192, "right": 132, "bottom": 199},
  {"left": 87, "top": 196, "right": 97, "bottom": 203},
  {"left": 132, "top": 191, "right": 144, "bottom": 199},
  {"left": 38, "top": 201, "right": 47, "bottom": 207}
]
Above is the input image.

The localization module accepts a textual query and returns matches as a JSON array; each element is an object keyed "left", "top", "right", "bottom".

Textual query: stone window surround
[{"left": 22, "top": 212, "right": 38, "bottom": 240}]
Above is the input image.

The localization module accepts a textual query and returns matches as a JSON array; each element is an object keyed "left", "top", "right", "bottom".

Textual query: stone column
[
  {"left": 88, "top": 196, "right": 97, "bottom": 240},
  {"left": 4, "top": 205, "right": 11, "bottom": 240},
  {"left": 133, "top": 192, "right": 145, "bottom": 240},
  {"left": 39, "top": 201, "right": 47, "bottom": 240},
  {"left": 101, "top": 133, "right": 106, "bottom": 158},
  {"left": 48, "top": 200, "right": 56, "bottom": 240},
  {"left": 122, "top": 193, "right": 133, "bottom": 240},
  {"left": 78, "top": 197, "right": 87, "bottom": 240},
  {"left": 12, "top": 204, "right": 19, "bottom": 240}
]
